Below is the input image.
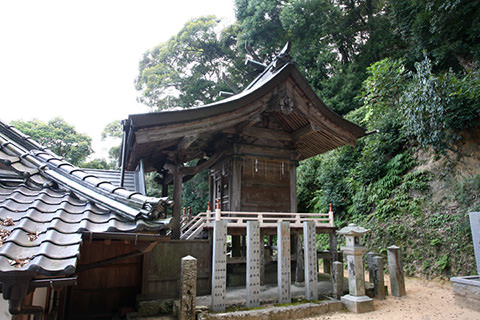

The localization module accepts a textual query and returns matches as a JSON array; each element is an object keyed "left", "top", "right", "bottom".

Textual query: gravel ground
[{"left": 306, "top": 276, "right": 480, "bottom": 320}]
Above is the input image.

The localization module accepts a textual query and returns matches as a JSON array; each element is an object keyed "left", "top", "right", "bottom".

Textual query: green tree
[
  {"left": 12, "top": 118, "right": 93, "bottom": 166},
  {"left": 236, "top": 0, "right": 404, "bottom": 114},
  {"left": 235, "top": 0, "right": 288, "bottom": 60},
  {"left": 101, "top": 120, "right": 123, "bottom": 168},
  {"left": 182, "top": 170, "right": 209, "bottom": 214},
  {"left": 101, "top": 120, "right": 122, "bottom": 139},
  {"left": 135, "top": 16, "right": 248, "bottom": 110},
  {"left": 82, "top": 158, "right": 113, "bottom": 170},
  {"left": 388, "top": 0, "right": 480, "bottom": 70}
]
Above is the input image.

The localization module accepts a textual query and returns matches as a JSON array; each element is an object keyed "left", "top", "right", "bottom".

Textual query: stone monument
[
  {"left": 246, "top": 221, "right": 261, "bottom": 308},
  {"left": 332, "top": 261, "right": 344, "bottom": 299},
  {"left": 179, "top": 255, "right": 197, "bottom": 320},
  {"left": 387, "top": 245, "right": 406, "bottom": 296},
  {"left": 303, "top": 220, "right": 318, "bottom": 300},
  {"left": 277, "top": 221, "right": 291, "bottom": 304},
  {"left": 450, "top": 212, "right": 480, "bottom": 311},
  {"left": 211, "top": 220, "right": 227, "bottom": 312},
  {"left": 372, "top": 256, "right": 386, "bottom": 300},
  {"left": 337, "top": 223, "right": 373, "bottom": 313}
]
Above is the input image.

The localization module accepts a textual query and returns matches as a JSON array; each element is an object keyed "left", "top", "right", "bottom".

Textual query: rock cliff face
[
  {"left": 360, "top": 126, "right": 480, "bottom": 279},
  {"left": 417, "top": 126, "right": 480, "bottom": 208}
]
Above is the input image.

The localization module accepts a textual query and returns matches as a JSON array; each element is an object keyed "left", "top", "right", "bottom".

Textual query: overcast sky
[{"left": 0, "top": 0, "right": 235, "bottom": 157}]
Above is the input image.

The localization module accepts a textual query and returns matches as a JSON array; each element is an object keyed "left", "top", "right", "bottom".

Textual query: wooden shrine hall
[{"left": 120, "top": 44, "right": 366, "bottom": 258}]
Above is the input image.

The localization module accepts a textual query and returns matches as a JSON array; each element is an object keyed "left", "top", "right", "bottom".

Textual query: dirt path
[{"left": 308, "top": 276, "right": 480, "bottom": 320}]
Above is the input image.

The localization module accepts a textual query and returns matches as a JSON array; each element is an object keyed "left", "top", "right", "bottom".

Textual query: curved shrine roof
[{"left": 124, "top": 51, "right": 365, "bottom": 172}]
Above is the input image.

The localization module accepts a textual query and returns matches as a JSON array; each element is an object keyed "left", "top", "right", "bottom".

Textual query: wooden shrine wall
[
  {"left": 240, "top": 156, "right": 293, "bottom": 212},
  {"left": 68, "top": 240, "right": 143, "bottom": 319},
  {"left": 210, "top": 155, "right": 296, "bottom": 212},
  {"left": 141, "top": 240, "right": 212, "bottom": 300}
]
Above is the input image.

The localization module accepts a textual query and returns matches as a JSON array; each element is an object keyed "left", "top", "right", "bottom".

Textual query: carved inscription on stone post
[
  {"left": 247, "top": 221, "right": 261, "bottom": 308},
  {"left": 304, "top": 221, "right": 318, "bottom": 300},
  {"left": 372, "top": 256, "right": 386, "bottom": 300},
  {"left": 277, "top": 221, "right": 291, "bottom": 304},
  {"left": 211, "top": 220, "right": 227, "bottom": 312},
  {"left": 332, "top": 261, "right": 344, "bottom": 299},
  {"left": 387, "top": 245, "right": 406, "bottom": 297},
  {"left": 180, "top": 255, "right": 197, "bottom": 320}
]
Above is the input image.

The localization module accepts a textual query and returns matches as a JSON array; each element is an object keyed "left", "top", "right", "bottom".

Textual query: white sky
[{"left": 0, "top": 0, "right": 235, "bottom": 158}]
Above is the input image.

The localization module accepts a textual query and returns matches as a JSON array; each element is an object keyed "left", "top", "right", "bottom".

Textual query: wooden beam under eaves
[
  {"left": 177, "top": 134, "right": 198, "bottom": 152},
  {"left": 291, "top": 124, "right": 313, "bottom": 140}
]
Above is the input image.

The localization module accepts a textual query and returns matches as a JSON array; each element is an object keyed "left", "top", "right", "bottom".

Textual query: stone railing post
[
  {"left": 246, "top": 221, "right": 261, "bottom": 308},
  {"left": 366, "top": 252, "right": 375, "bottom": 283},
  {"left": 211, "top": 220, "right": 227, "bottom": 311},
  {"left": 179, "top": 255, "right": 197, "bottom": 320},
  {"left": 332, "top": 261, "right": 344, "bottom": 300},
  {"left": 278, "top": 221, "right": 291, "bottom": 304},
  {"left": 387, "top": 245, "right": 406, "bottom": 297},
  {"left": 303, "top": 221, "right": 318, "bottom": 300},
  {"left": 372, "top": 256, "right": 386, "bottom": 300}
]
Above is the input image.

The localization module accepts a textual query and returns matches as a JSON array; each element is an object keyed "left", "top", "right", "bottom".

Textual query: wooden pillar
[
  {"left": 329, "top": 230, "right": 338, "bottom": 262},
  {"left": 241, "top": 235, "right": 247, "bottom": 257},
  {"left": 171, "top": 166, "right": 182, "bottom": 239},
  {"left": 230, "top": 158, "right": 242, "bottom": 258},
  {"left": 232, "top": 236, "right": 241, "bottom": 257},
  {"left": 231, "top": 158, "right": 242, "bottom": 211},
  {"left": 161, "top": 171, "right": 169, "bottom": 198},
  {"left": 289, "top": 161, "right": 297, "bottom": 213}
]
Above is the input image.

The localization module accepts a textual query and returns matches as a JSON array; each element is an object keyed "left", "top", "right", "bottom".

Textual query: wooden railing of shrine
[{"left": 180, "top": 207, "right": 334, "bottom": 240}]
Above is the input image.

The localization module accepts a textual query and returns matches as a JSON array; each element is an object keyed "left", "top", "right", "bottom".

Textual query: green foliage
[
  {"left": 136, "top": 16, "right": 248, "bottom": 110},
  {"left": 435, "top": 254, "right": 449, "bottom": 271},
  {"left": 234, "top": 0, "right": 406, "bottom": 115},
  {"left": 182, "top": 170, "right": 209, "bottom": 214},
  {"left": 362, "top": 58, "right": 408, "bottom": 127},
  {"left": 145, "top": 172, "right": 166, "bottom": 199},
  {"left": 455, "top": 175, "right": 480, "bottom": 210},
  {"left": 296, "top": 55, "right": 478, "bottom": 278},
  {"left": 12, "top": 118, "right": 92, "bottom": 166},
  {"left": 401, "top": 57, "right": 480, "bottom": 154},
  {"left": 101, "top": 120, "right": 122, "bottom": 139},
  {"left": 235, "top": 0, "right": 287, "bottom": 57},
  {"left": 388, "top": 0, "right": 480, "bottom": 70},
  {"left": 82, "top": 158, "right": 116, "bottom": 170}
]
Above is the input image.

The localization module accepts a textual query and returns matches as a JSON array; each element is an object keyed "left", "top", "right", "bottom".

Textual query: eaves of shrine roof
[{"left": 124, "top": 52, "right": 366, "bottom": 171}]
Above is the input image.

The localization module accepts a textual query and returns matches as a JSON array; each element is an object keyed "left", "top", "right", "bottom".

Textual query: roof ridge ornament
[{"left": 272, "top": 42, "right": 292, "bottom": 71}]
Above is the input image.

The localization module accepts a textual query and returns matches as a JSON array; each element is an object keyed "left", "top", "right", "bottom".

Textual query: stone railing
[{"left": 180, "top": 208, "right": 334, "bottom": 240}]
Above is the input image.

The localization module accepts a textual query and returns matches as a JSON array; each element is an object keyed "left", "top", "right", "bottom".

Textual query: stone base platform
[
  {"left": 340, "top": 294, "right": 373, "bottom": 313},
  {"left": 197, "top": 278, "right": 338, "bottom": 308},
  {"left": 129, "top": 276, "right": 348, "bottom": 319},
  {"left": 451, "top": 276, "right": 480, "bottom": 312},
  {"left": 198, "top": 299, "right": 342, "bottom": 320}
]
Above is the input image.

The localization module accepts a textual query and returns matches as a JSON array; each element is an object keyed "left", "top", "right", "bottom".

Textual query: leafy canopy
[
  {"left": 135, "top": 16, "right": 248, "bottom": 110},
  {"left": 12, "top": 118, "right": 92, "bottom": 166}
]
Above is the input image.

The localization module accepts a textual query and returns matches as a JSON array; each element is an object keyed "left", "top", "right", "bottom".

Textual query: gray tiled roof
[
  {"left": 83, "top": 168, "right": 146, "bottom": 195},
  {"left": 0, "top": 119, "right": 170, "bottom": 277}
]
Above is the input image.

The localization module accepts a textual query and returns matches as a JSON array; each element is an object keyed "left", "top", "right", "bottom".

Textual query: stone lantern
[{"left": 337, "top": 223, "right": 373, "bottom": 313}]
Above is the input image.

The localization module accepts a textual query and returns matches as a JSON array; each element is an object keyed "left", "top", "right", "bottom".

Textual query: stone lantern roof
[{"left": 337, "top": 223, "right": 370, "bottom": 236}]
